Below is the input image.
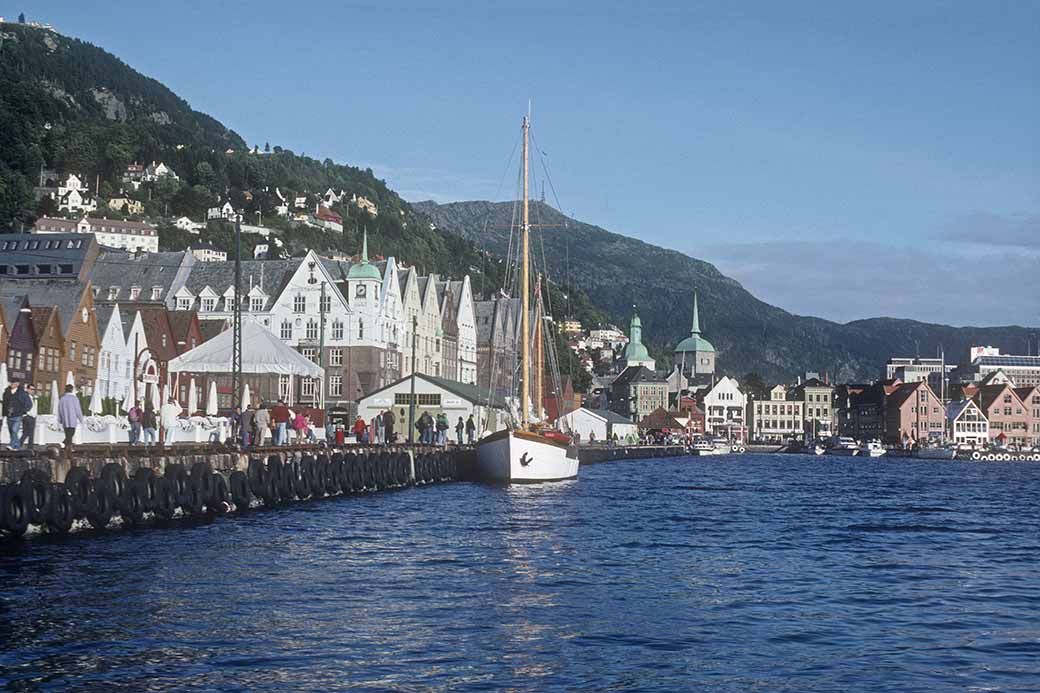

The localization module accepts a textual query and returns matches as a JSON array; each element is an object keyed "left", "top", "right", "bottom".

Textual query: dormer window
[
  {"left": 250, "top": 296, "right": 264, "bottom": 312},
  {"left": 130, "top": 286, "right": 141, "bottom": 300},
  {"left": 151, "top": 286, "right": 162, "bottom": 300},
  {"left": 108, "top": 287, "right": 119, "bottom": 300},
  {"left": 177, "top": 297, "right": 192, "bottom": 311},
  {"left": 200, "top": 297, "right": 216, "bottom": 312}
]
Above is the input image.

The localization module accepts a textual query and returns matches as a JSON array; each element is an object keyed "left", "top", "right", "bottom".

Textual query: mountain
[
  {"left": 0, "top": 22, "right": 494, "bottom": 285},
  {"left": 414, "top": 200, "right": 1035, "bottom": 381}
]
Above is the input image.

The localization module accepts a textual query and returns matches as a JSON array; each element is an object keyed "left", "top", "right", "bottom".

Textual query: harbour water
[{"left": 2, "top": 454, "right": 1039, "bottom": 690}]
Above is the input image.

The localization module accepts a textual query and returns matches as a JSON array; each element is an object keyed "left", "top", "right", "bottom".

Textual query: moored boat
[
  {"left": 476, "top": 429, "right": 579, "bottom": 483},
  {"left": 826, "top": 437, "right": 860, "bottom": 456},
  {"left": 859, "top": 439, "right": 887, "bottom": 457}
]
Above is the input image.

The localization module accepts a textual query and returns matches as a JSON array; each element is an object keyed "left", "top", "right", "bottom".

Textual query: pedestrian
[
  {"left": 57, "top": 384, "right": 83, "bottom": 459},
  {"left": 382, "top": 409, "right": 396, "bottom": 444},
  {"left": 127, "top": 400, "right": 143, "bottom": 445},
  {"left": 455, "top": 416, "right": 464, "bottom": 445},
  {"left": 239, "top": 404, "right": 255, "bottom": 448},
  {"left": 419, "top": 411, "right": 434, "bottom": 445},
  {"left": 353, "top": 415, "right": 367, "bottom": 444},
  {"left": 253, "top": 402, "right": 271, "bottom": 447},
  {"left": 7, "top": 383, "right": 32, "bottom": 451},
  {"left": 465, "top": 414, "right": 476, "bottom": 444},
  {"left": 142, "top": 402, "right": 158, "bottom": 445},
  {"left": 3, "top": 380, "right": 23, "bottom": 450},
  {"left": 20, "top": 384, "right": 37, "bottom": 449},
  {"left": 271, "top": 400, "right": 290, "bottom": 445},
  {"left": 372, "top": 410, "right": 384, "bottom": 445},
  {"left": 160, "top": 396, "right": 182, "bottom": 446},
  {"left": 229, "top": 406, "right": 242, "bottom": 442},
  {"left": 435, "top": 412, "right": 449, "bottom": 446},
  {"left": 293, "top": 410, "right": 309, "bottom": 443}
]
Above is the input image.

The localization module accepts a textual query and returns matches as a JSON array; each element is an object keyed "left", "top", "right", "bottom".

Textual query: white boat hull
[
  {"left": 827, "top": 448, "right": 859, "bottom": 457},
  {"left": 860, "top": 448, "right": 887, "bottom": 457},
  {"left": 476, "top": 430, "right": 579, "bottom": 483}
]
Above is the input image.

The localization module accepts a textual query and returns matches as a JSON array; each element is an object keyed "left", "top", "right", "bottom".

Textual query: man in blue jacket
[{"left": 5, "top": 381, "right": 32, "bottom": 450}]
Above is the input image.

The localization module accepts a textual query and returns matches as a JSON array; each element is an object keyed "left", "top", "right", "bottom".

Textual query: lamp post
[
  {"left": 408, "top": 314, "right": 418, "bottom": 444},
  {"left": 307, "top": 261, "right": 327, "bottom": 412}
]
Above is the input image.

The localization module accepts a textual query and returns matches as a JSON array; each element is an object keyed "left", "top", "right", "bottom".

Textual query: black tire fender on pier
[
  {"left": 183, "top": 475, "right": 206, "bottom": 514},
  {"left": 1, "top": 484, "right": 30, "bottom": 537},
  {"left": 190, "top": 461, "right": 215, "bottom": 504},
  {"left": 229, "top": 470, "right": 252, "bottom": 510},
  {"left": 63, "top": 467, "right": 92, "bottom": 519},
  {"left": 210, "top": 473, "right": 231, "bottom": 514},
  {"left": 46, "top": 483, "right": 75, "bottom": 534},
  {"left": 165, "top": 464, "right": 190, "bottom": 507},
  {"left": 321, "top": 455, "right": 337, "bottom": 495},
  {"left": 120, "top": 479, "right": 148, "bottom": 525},
  {"left": 247, "top": 458, "right": 266, "bottom": 496},
  {"left": 100, "top": 463, "right": 127, "bottom": 502},
  {"left": 20, "top": 469, "right": 52, "bottom": 525},
  {"left": 86, "top": 483, "right": 115, "bottom": 530},
  {"left": 152, "top": 476, "right": 176, "bottom": 519}
]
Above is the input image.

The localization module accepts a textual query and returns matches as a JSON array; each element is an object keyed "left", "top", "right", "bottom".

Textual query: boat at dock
[
  {"left": 915, "top": 445, "right": 958, "bottom": 460},
  {"left": 826, "top": 437, "right": 860, "bottom": 456},
  {"left": 475, "top": 112, "right": 579, "bottom": 484},
  {"left": 689, "top": 438, "right": 720, "bottom": 456},
  {"left": 859, "top": 439, "right": 887, "bottom": 457}
]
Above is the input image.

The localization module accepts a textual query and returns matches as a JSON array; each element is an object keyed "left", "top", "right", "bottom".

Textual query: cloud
[
  {"left": 940, "top": 211, "right": 1040, "bottom": 250},
  {"left": 699, "top": 239, "right": 1040, "bottom": 327}
]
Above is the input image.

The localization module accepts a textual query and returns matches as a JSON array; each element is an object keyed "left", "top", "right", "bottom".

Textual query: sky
[{"left": 18, "top": 1, "right": 1040, "bottom": 326}]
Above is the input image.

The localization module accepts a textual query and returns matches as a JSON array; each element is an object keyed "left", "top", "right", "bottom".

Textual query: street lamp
[{"left": 307, "top": 261, "right": 327, "bottom": 413}]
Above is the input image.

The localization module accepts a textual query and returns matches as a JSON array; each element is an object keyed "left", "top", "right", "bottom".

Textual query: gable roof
[
  {"left": 89, "top": 249, "right": 193, "bottom": 301},
  {"left": 362, "top": 372, "right": 506, "bottom": 408},
  {"left": 887, "top": 381, "right": 930, "bottom": 408},
  {"left": 613, "top": 365, "right": 665, "bottom": 386},
  {"left": 639, "top": 407, "right": 683, "bottom": 430},
  {"left": 0, "top": 278, "right": 88, "bottom": 339},
  {"left": 974, "top": 383, "right": 1022, "bottom": 412}
]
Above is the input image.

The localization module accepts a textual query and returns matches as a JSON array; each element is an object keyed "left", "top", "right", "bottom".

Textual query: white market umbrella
[
  {"left": 187, "top": 378, "right": 198, "bottom": 415},
  {"left": 88, "top": 382, "right": 103, "bottom": 415},
  {"left": 240, "top": 383, "right": 252, "bottom": 410},
  {"left": 150, "top": 381, "right": 161, "bottom": 410},
  {"left": 50, "top": 380, "right": 60, "bottom": 415},
  {"left": 206, "top": 381, "right": 218, "bottom": 416},
  {"left": 65, "top": 370, "right": 75, "bottom": 388},
  {"left": 160, "top": 382, "right": 170, "bottom": 406},
  {"left": 120, "top": 383, "right": 134, "bottom": 413},
  {"left": 0, "top": 362, "right": 8, "bottom": 394}
]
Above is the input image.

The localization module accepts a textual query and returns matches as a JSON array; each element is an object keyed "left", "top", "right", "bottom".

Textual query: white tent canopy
[{"left": 167, "top": 320, "right": 324, "bottom": 378}]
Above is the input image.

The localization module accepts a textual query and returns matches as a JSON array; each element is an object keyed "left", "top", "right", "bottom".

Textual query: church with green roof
[{"left": 674, "top": 292, "right": 715, "bottom": 382}]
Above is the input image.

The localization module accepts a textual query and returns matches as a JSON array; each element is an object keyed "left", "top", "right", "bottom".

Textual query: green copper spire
[
  {"left": 347, "top": 227, "right": 382, "bottom": 281},
  {"left": 361, "top": 228, "right": 369, "bottom": 263},
  {"left": 691, "top": 292, "right": 701, "bottom": 335}
]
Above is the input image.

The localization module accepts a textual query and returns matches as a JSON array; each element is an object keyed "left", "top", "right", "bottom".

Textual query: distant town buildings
[
  {"left": 33, "top": 216, "right": 159, "bottom": 253},
  {"left": 673, "top": 293, "right": 715, "bottom": 384}
]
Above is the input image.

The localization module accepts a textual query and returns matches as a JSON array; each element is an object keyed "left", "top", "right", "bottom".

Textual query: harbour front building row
[{"left": 0, "top": 232, "right": 512, "bottom": 418}]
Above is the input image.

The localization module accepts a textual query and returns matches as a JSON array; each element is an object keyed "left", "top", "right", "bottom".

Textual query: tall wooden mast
[
  {"left": 520, "top": 114, "right": 530, "bottom": 429},
  {"left": 535, "top": 274, "right": 544, "bottom": 422}
]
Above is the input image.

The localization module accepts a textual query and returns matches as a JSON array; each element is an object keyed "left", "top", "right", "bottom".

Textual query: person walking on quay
[
  {"left": 253, "top": 402, "right": 271, "bottom": 447},
  {"left": 57, "top": 384, "right": 83, "bottom": 460},
  {"left": 142, "top": 402, "right": 158, "bottom": 446},
  {"left": 239, "top": 404, "right": 254, "bottom": 448},
  {"left": 127, "top": 401, "right": 143, "bottom": 445},
  {"left": 455, "top": 416, "right": 464, "bottom": 446},
  {"left": 2, "top": 378, "right": 18, "bottom": 447},
  {"left": 5, "top": 381, "right": 32, "bottom": 451},
  {"left": 352, "top": 415, "right": 366, "bottom": 444},
  {"left": 382, "top": 409, "right": 396, "bottom": 445},
  {"left": 20, "top": 384, "right": 37, "bottom": 450},
  {"left": 435, "top": 412, "right": 449, "bottom": 446},
  {"left": 417, "top": 411, "right": 433, "bottom": 445},
  {"left": 465, "top": 414, "right": 476, "bottom": 444},
  {"left": 293, "top": 409, "right": 310, "bottom": 444},
  {"left": 372, "top": 410, "right": 385, "bottom": 445},
  {"left": 160, "top": 396, "right": 182, "bottom": 447},
  {"left": 271, "top": 400, "right": 290, "bottom": 445}
]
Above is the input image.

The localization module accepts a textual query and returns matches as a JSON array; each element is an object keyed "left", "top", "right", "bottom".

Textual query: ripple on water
[{"left": 1, "top": 454, "right": 1039, "bottom": 691}]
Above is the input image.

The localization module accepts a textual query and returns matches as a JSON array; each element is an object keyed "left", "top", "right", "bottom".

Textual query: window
[
  {"left": 306, "top": 319, "right": 318, "bottom": 340},
  {"left": 321, "top": 294, "right": 332, "bottom": 312},
  {"left": 280, "top": 320, "right": 292, "bottom": 340},
  {"left": 301, "top": 347, "right": 318, "bottom": 363},
  {"left": 161, "top": 334, "right": 167, "bottom": 348},
  {"left": 36, "top": 264, "right": 52, "bottom": 275},
  {"left": 358, "top": 319, "right": 364, "bottom": 340},
  {"left": 177, "top": 297, "right": 191, "bottom": 311},
  {"left": 250, "top": 296, "right": 264, "bottom": 312},
  {"left": 395, "top": 393, "right": 441, "bottom": 406},
  {"left": 151, "top": 286, "right": 163, "bottom": 300},
  {"left": 329, "top": 375, "right": 342, "bottom": 398},
  {"left": 108, "top": 287, "right": 120, "bottom": 300},
  {"left": 69, "top": 341, "right": 77, "bottom": 361},
  {"left": 301, "top": 378, "right": 317, "bottom": 400},
  {"left": 332, "top": 320, "right": 344, "bottom": 340},
  {"left": 200, "top": 297, "right": 216, "bottom": 312},
  {"left": 329, "top": 348, "right": 343, "bottom": 366},
  {"left": 294, "top": 294, "right": 306, "bottom": 313},
  {"left": 130, "top": 286, "right": 141, "bottom": 300}
]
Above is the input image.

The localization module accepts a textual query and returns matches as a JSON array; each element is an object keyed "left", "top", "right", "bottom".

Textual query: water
[{"left": 2, "top": 455, "right": 1039, "bottom": 691}]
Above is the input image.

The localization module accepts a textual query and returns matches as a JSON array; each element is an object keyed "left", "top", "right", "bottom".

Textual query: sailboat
[{"left": 475, "top": 114, "right": 580, "bottom": 484}]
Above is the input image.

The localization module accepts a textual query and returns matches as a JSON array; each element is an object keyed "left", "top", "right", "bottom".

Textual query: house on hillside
[
  {"left": 107, "top": 196, "right": 144, "bottom": 215},
  {"left": 207, "top": 201, "right": 237, "bottom": 221}
]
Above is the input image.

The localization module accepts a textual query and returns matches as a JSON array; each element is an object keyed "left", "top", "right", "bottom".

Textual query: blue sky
[{"left": 19, "top": 1, "right": 1040, "bottom": 326}]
